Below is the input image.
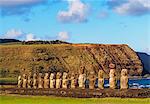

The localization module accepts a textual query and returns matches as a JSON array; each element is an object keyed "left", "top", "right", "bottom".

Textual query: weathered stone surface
[
  {"left": 33, "top": 73, "right": 38, "bottom": 89},
  {"left": 62, "top": 72, "right": 68, "bottom": 89},
  {"left": 71, "top": 73, "right": 77, "bottom": 89},
  {"left": 44, "top": 73, "right": 49, "bottom": 88},
  {"left": 56, "top": 72, "right": 62, "bottom": 89},
  {"left": 22, "top": 74, "right": 27, "bottom": 88},
  {"left": 17, "top": 75, "right": 22, "bottom": 88},
  {"left": 38, "top": 73, "right": 43, "bottom": 88},
  {"left": 120, "top": 69, "right": 128, "bottom": 89},
  {"left": 78, "top": 74, "right": 85, "bottom": 88},
  {"left": 89, "top": 71, "right": 96, "bottom": 89},
  {"left": 109, "top": 68, "right": 116, "bottom": 89},
  {"left": 50, "top": 73, "right": 55, "bottom": 88},
  {"left": 98, "top": 70, "right": 104, "bottom": 89},
  {"left": 27, "top": 75, "right": 32, "bottom": 88}
]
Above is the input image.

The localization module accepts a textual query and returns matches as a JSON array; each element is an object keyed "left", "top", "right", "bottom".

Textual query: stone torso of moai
[
  {"left": 33, "top": 73, "right": 38, "bottom": 89},
  {"left": 27, "top": 74, "right": 32, "bottom": 88},
  {"left": 44, "top": 73, "right": 49, "bottom": 88},
  {"left": 17, "top": 75, "right": 22, "bottom": 88},
  {"left": 89, "top": 71, "right": 96, "bottom": 89},
  {"left": 38, "top": 73, "right": 43, "bottom": 88},
  {"left": 109, "top": 63, "right": 117, "bottom": 89},
  {"left": 78, "top": 66, "right": 86, "bottom": 89},
  {"left": 98, "top": 70, "right": 104, "bottom": 89},
  {"left": 120, "top": 69, "right": 128, "bottom": 89},
  {"left": 56, "top": 72, "right": 62, "bottom": 89},
  {"left": 50, "top": 73, "right": 55, "bottom": 88},
  {"left": 62, "top": 72, "right": 68, "bottom": 89},
  {"left": 22, "top": 74, "right": 27, "bottom": 88}
]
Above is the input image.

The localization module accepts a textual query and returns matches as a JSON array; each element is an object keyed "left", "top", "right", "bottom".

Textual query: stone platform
[{"left": 0, "top": 88, "right": 150, "bottom": 98}]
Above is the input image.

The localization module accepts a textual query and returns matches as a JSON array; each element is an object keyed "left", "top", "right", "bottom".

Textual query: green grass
[
  {"left": 0, "top": 77, "right": 17, "bottom": 83},
  {"left": 0, "top": 95, "right": 150, "bottom": 104}
]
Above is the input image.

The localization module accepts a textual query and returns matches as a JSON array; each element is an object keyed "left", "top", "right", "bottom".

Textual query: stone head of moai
[
  {"left": 56, "top": 72, "right": 62, "bottom": 79},
  {"left": 71, "top": 73, "right": 75, "bottom": 79},
  {"left": 44, "top": 73, "right": 49, "bottom": 79},
  {"left": 28, "top": 73, "right": 32, "bottom": 79},
  {"left": 109, "top": 63, "right": 116, "bottom": 77},
  {"left": 23, "top": 74, "right": 27, "bottom": 79},
  {"left": 89, "top": 70, "right": 95, "bottom": 78},
  {"left": 33, "top": 73, "right": 37, "bottom": 79},
  {"left": 39, "top": 73, "right": 42, "bottom": 78},
  {"left": 109, "top": 69, "right": 116, "bottom": 78},
  {"left": 98, "top": 70, "right": 104, "bottom": 78},
  {"left": 63, "top": 72, "right": 68, "bottom": 79},
  {"left": 121, "top": 69, "right": 128, "bottom": 76},
  {"left": 50, "top": 73, "right": 55, "bottom": 79}
]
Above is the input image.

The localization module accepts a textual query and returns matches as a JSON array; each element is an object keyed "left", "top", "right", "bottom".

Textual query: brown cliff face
[{"left": 0, "top": 44, "right": 143, "bottom": 78}]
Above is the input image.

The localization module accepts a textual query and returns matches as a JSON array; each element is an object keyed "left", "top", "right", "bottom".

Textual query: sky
[{"left": 0, "top": 0, "right": 150, "bottom": 54}]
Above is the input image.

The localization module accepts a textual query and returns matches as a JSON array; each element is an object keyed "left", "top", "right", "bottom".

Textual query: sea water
[
  {"left": 103, "top": 78, "right": 150, "bottom": 89},
  {"left": 85, "top": 78, "right": 150, "bottom": 89}
]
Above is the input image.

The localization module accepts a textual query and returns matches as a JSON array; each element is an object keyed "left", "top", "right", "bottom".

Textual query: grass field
[
  {"left": 0, "top": 95, "right": 150, "bottom": 104},
  {"left": 0, "top": 78, "right": 17, "bottom": 83}
]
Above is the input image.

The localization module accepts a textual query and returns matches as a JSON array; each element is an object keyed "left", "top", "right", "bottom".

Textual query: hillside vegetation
[{"left": 0, "top": 43, "right": 143, "bottom": 78}]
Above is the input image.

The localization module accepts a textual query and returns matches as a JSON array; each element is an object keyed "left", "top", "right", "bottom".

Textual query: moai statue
[
  {"left": 38, "top": 73, "right": 43, "bottom": 88},
  {"left": 17, "top": 75, "right": 22, "bottom": 88},
  {"left": 22, "top": 74, "right": 27, "bottom": 88},
  {"left": 98, "top": 70, "right": 104, "bottom": 89},
  {"left": 50, "top": 73, "right": 55, "bottom": 88},
  {"left": 109, "top": 63, "right": 116, "bottom": 89},
  {"left": 71, "top": 73, "right": 76, "bottom": 89},
  {"left": 120, "top": 69, "right": 128, "bottom": 89},
  {"left": 89, "top": 71, "right": 96, "bottom": 89},
  {"left": 62, "top": 72, "right": 68, "bottom": 89},
  {"left": 27, "top": 74, "right": 32, "bottom": 88},
  {"left": 78, "top": 66, "right": 86, "bottom": 89},
  {"left": 44, "top": 73, "right": 49, "bottom": 88},
  {"left": 33, "top": 73, "right": 38, "bottom": 89},
  {"left": 56, "top": 72, "right": 62, "bottom": 89}
]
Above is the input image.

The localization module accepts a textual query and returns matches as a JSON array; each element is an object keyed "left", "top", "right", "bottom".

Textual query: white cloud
[
  {"left": 26, "top": 33, "right": 40, "bottom": 41},
  {"left": 2, "top": 29, "right": 24, "bottom": 39},
  {"left": 1, "top": 29, "right": 41, "bottom": 41},
  {"left": 57, "top": 31, "right": 70, "bottom": 41},
  {"left": 58, "top": 0, "right": 89, "bottom": 23},
  {"left": 0, "top": 0, "right": 46, "bottom": 16},
  {"left": 115, "top": 0, "right": 150, "bottom": 16},
  {"left": 107, "top": 0, "right": 150, "bottom": 16}
]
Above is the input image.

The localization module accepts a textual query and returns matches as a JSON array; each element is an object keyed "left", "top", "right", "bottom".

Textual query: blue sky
[{"left": 0, "top": 0, "right": 150, "bottom": 54}]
